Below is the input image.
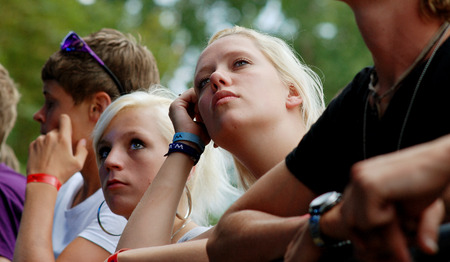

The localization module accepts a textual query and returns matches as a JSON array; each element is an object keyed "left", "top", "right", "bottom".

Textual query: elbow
[
  {"left": 206, "top": 212, "right": 240, "bottom": 261},
  {"left": 206, "top": 233, "right": 221, "bottom": 261},
  {"left": 206, "top": 219, "right": 229, "bottom": 261}
]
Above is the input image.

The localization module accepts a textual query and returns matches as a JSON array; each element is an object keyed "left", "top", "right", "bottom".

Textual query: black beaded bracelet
[{"left": 164, "top": 142, "right": 201, "bottom": 165}]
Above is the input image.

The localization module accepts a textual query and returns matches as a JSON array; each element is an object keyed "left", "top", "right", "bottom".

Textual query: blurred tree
[{"left": 0, "top": 0, "right": 371, "bottom": 173}]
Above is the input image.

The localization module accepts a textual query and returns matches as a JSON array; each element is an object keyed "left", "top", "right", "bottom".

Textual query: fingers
[
  {"left": 74, "top": 138, "right": 88, "bottom": 169},
  {"left": 26, "top": 113, "right": 85, "bottom": 182},
  {"left": 342, "top": 178, "right": 395, "bottom": 234},
  {"left": 416, "top": 199, "right": 444, "bottom": 254},
  {"left": 341, "top": 177, "right": 409, "bottom": 261},
  {"left": 353, "top": 139, "right": 450, "bottom": 202},
  {"left": 345, "top": 215, "right": 410, "bottom": 262},
  {"left": 173, "top": 89, "right": 196, "bottom": 110},
  {"left": 179, "top": 89, "right": 199, "bottom": 119},
  {"left": 343, "top": 153, "right": 447, "bottom": 262},
  {"left": 170, "top": 90, "right": 195, "bottom": 122},
  {"left": 27, "top": 136, "right": 44, "bottom": 174},
  {"left": 169, "top": 89, "right": 211, "bottom": 144},
  {"left": 181, "top": 88, "right": 197, "bottom": 104},
  {"left": 58, "top": 114, "right": 72, "bottom": 142}
]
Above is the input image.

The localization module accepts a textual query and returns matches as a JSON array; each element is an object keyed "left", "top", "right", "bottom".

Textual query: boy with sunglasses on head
[{"left": 14, "top": 28, "right": 160, "bottom": 262}]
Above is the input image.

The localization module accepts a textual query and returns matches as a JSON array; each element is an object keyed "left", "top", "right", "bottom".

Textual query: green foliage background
[{"left": 0, "top": 0, "right": 371, "bottom": 173}]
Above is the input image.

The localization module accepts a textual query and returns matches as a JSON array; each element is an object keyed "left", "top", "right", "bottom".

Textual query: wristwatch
[{"left": 308, "top": 191, "right": 344, "bottom": 247}]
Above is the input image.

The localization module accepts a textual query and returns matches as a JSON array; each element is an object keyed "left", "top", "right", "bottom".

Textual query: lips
[
  {"left": 212, "top": 90, "right": 238, "bottom": 109},
  {"left": 106, "top": 179, "right": 126, "bottom": 190}
]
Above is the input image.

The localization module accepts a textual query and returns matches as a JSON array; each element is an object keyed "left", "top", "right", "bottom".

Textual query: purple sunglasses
[{"left": 61, "top": 31, "right": 125, "bottom": 95}]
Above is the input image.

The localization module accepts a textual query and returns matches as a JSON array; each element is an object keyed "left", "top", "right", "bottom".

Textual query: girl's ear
[
  {"left": 286, "top": 84, "right": 303, "bottom": 109},
  {"left": 89, "top": 92, "right": 112, "bottom": 121}
]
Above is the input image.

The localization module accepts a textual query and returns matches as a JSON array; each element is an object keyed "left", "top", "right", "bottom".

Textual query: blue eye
[
  {"left": 98, "top": 146, "right": 110, "bottom": 160},
  {"left": 197, "top": 78, "right": 210, "bottom": 89},
  {"left": 130, "top": 139, "right": 144, "bottom": 150},
  {"left": 234, "top": 59, "right": 250, "bottom": 67}
]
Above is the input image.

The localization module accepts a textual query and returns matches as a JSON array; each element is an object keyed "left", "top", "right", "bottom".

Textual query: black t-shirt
[{"left": 286, "top": 38, "right": 450, "bottom": 194}]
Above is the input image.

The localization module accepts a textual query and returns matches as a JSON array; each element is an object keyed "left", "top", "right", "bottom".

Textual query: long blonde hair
[
  {"left": 206, "top": 26, "right": 325, "bottom": 189},
  {"left": 92, "top": 86, "right": 241, "bottom": 225}
]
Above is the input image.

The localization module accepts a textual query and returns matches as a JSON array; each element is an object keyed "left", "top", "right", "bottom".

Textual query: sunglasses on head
[{"left": 60, "top": 31, "right": 125, "bottom": 95}]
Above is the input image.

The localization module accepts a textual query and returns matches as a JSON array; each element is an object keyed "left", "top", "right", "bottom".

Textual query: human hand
[
  {"left": 340, "top": 137, "right": 450, "bottom": 261},
  {"left": 169, "top": 88, "right": 210, "bottom": 146},
  {"left": 342, "top": 195, "right": 443, "bottom": 262},
  {"left": 27, "top": 114, "right": 88, "bottom": 184}
]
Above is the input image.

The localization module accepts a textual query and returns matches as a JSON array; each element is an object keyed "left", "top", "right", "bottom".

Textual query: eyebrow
[
  {"left": 96, "top": 139, "right": 110, "bottom": 150},
  {"left": 195, "top": 50, "right": 253, "bottom": 82},
  {"left": 97, "top": 130, "right": 147, "bottom": 146},
  {"left": 42, "top": 88, "right": 57, "bottom": 99}
]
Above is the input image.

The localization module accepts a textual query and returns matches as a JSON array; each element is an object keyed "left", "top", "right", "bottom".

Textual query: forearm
[
  {"left": 14, "top": 184, "right": 57, "bottom": 262},
  {"left": 206, "top": 161, "right": 315, "bottom": 261},
  {"left": 115, "top": 239, "right": 208, "bottom": 262},
  {"left": 117, "top": 152, "right": 194, "bottom": 249},
  {"left": 207, "top": 210, "right": 309, "bottom": 262},
  {"left": 225, "top": 161, "right": 315, "bottom": 217}
]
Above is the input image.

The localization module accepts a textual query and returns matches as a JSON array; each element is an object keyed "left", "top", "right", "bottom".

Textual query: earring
[
  {"left": 97, "top": 200, "right": 122, "bottom": 236},
  {"left": 176, "top": 186, "right": 192, "bottom": 220}
]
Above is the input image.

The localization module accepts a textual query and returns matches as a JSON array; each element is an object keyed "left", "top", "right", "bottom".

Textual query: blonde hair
[
  {"left": 92, "top": 86, "right": 241, "bottom": 225},
  {"left": 207, "top": 26, "right": 325, "bottom": 189},
  {"left": 0, "top": 63, "right": 20, "bottom": 171}
]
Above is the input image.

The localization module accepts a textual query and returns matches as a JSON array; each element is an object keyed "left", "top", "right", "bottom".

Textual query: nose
[
  {"left": 104, "top": 148, "right": 124, "bottom": 172},
  {"left": 33, "top": 107, "right": 45, "bottom": 124},
  {"left": 210, "top": 70, "right": 231, "bottom": 93}
]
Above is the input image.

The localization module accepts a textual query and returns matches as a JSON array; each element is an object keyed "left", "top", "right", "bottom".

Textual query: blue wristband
[
  {"left": 173, "top": 132, "right": 205, "bottom": 152},
  {"left": 164, "top": 142, "right": 201, "bottom": 165}
]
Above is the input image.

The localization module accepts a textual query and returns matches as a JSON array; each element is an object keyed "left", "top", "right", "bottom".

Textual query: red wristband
[
  {"left": 107, "top": 248, "right": 130, "bottom": 262},
  {"left": 27, "top": 173, "right": 62, "bottom": 191}
]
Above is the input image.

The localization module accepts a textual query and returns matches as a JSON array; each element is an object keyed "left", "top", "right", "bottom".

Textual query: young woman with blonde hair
[{"left": 92, "top": 87, "right": 239, "bottom": 244}]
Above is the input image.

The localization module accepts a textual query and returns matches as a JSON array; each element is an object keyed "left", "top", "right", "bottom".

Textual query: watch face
[
  {"left": 310, "top": 191, "right": 342, "bottom": 213},
  {"left": 311, "top": 191, "right": 335, "bottom": 206}
]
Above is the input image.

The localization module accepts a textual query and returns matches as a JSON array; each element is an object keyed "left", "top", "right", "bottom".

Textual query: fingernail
[{"left": 424, "top": 237, "right": 438, "bottom": 253}]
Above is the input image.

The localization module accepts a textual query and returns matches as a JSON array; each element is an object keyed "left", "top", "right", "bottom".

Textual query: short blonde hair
[
  {"left": 92, "top": 86, "right": 241, "bottom": 225},
  {"left": 207, "top": 26, "right": 325, "bottom": 189}
]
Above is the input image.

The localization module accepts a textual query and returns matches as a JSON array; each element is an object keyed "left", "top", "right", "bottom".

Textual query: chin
[
  {"left": 108, "top": 198, "right": 134, "bottom": 218},
  {"left": 109, "top": 204, "right": 131, "bottom": 219}
]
